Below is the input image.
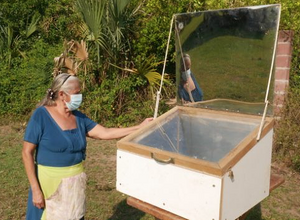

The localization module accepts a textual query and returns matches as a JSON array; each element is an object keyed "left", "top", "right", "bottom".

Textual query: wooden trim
[
  {"left": 177, "top": 106, "right": 264, "bottom": 123},
  {"left": 269, "top": 174, "right": 285, "bottom": 192},
  {"left": 118, "top": 141, "right": 223, "bottom": 176},
  {"left": 219, "top": 177, "right": 224, "bottom": 220},
  {"left": 260, "top": 118, "right": 275, "bottom": 140},
  {"left": 219, "top": 119, "right": 274, "bottom": 175},
  {"left": 185, "top": 98, "right": 265, "bottom": 105}
]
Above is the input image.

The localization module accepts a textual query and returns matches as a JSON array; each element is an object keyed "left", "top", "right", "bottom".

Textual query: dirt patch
[{"left": 0, "top": 125, "right": 12, "bottom": 135}]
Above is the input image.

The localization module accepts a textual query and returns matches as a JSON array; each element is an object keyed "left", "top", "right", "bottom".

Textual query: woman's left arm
[{"left": 87, "top": 118, "right": 153, "bottom": 140}]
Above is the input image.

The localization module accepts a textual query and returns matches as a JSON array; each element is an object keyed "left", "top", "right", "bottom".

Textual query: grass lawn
[{"left": 0, "top": 123, "right": 299, "bottom": 220}]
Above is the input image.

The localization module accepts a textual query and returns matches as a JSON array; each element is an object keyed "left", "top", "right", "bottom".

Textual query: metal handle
[{"left": 151, "top": 153, "right": 174, "bottom": 164}]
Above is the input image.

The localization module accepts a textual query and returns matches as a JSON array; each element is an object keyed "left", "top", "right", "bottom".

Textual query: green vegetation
[
  {"left": 274, "top": 90, "right": 300, "bottom": 172},
  {"left": 0, "top": 0, "right": 299, "bottom": 123}
]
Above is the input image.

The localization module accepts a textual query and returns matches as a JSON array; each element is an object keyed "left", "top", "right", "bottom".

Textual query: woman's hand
[
  {"left": 139, "top": 118, "right": 154, "bottom": 128},
  {"left": 32, "top": 188, "right": 45, "bottom": 209}
]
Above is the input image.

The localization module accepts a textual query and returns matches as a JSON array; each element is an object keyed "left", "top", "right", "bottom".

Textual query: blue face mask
[
  {"left": 181, "top": 68, "right": 191, "bottom": 81},
  {"left": 65, "top": 93, "right": 82, "bottom": 111}
]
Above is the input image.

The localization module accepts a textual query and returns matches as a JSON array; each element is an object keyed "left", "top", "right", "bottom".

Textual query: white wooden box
[{"left": 117, "top": 106, "right": 274, "bottom": 220}]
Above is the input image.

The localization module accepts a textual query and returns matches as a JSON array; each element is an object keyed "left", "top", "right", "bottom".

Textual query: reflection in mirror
[
  {"left": 175, "top": 5, "right": 280, "bottom": 115},
  {"left": 178, "top": 53, "right": 204, "bottom": 102}
]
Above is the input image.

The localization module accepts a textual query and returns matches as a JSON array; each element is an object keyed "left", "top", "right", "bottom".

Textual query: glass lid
[
  {"left": 131, "top": 109, "right": 260, "bottom": 163},
  {"left": 175, "top": 4, "right": 280, "bottom": 116}
]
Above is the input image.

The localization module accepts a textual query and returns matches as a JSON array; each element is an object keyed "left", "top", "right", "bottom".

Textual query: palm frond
[
  {"left": 6, "top": 26, "right": 13, "bottom": 49},
  {"left": 69, "top": 40, "right": 88, "bottom": 61},
  {"left": 0, "top": 25, "right": 15, "bottom": 50},
  {"left": 76, "top": 0, "right": 105, "bottom": 42},
  {"left": 144, "top": 71, "right": 162, "bottom": 86},
  {"left": 0, "top": 25, "right": 6, "bottom": 54},
  {"left": 78, "top": 22, "right": 90, "bottom": 40},
  {"left": 111, "top": 55, "right": 169, "bottom": 88},
  {"left": 0, "top": 25, "right": 22, "bottom": 66},
  {"left": 109, "top": 0, "right": 131, "bottom": 24},
  {"left": 64, "top": 57, "right": 75, "bottom": 72},
  {"left": 26, "top": 13, "right": 41, "bottom": 38},
  {"left": 107, "top": 0, "right": 133, "bottom": 55},
  {"left": 116, "top": 0, "right": 131, "bottom": 14},
  {"left": 76, "top": 0, "right": 107, "bottom": 64},
  {"left": 109, "top": 62, "right": 137, "bottom": 74}
]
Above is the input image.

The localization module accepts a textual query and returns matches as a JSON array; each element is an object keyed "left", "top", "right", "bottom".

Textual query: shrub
[
  {"left": 0, "top": 40, "right": 63, "bottom": 120},
  {"left": 274, "top": 89, "right": 300, "bottom": 171},
  {"left": 81, "top": 71, "right": 167, "bottom": 127}
]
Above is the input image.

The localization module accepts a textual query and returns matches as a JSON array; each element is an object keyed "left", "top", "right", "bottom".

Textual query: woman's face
[
  {"left": 181, "top": 58, "right": 191, "bottom": 71},
  {"left": 185, "top": 59, "right": 191, "bottom": 70},
  {"left": 62, "top": 82, "right": 81, "bottom": 103}
]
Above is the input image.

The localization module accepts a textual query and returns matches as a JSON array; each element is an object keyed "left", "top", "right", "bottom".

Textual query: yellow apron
[{"left": 38, "top": 163, "right": 86, "bottom": 220}]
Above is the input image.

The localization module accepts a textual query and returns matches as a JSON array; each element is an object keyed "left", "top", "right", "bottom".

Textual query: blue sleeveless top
[{"left": 24, "top": 106, "right": 97, "bottom": 167}]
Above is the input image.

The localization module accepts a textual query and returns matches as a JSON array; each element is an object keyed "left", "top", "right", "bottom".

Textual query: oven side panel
[
  {"left": 117, "top": 150, "right": 222, "bottom": 220},
  {"left": 221, "top": 129, "right": 273, "bottom": 220}
]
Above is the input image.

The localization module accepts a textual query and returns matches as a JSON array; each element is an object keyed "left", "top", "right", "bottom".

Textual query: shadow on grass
[
  {"left": 245, "top": 203, "right": 263, "bottom": 220},
  {"left": 108, "top": 199, "right": 146, "bottom": 220}
]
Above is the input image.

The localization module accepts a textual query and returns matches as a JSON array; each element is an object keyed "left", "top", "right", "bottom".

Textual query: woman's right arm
[{"left": 22, "top": 141, "right": 45, "bottom": 209}]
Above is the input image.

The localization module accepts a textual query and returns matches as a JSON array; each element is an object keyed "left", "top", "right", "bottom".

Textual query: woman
[
  {"left": 178, "top": 54, "right": 203, "bottom": 103},
  {"left": 22, "top": 73, "right": 152, "bottom": 220}
]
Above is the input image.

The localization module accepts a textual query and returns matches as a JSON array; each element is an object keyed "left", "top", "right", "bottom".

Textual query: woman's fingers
[
  {"left": 139, "top": 118, "right": 154, "bottom": 128},
  {"left": 33, "top": 199, "right": 45, "bottom": 209},
  {"left": 32, "top": 189, "right": 45, "bottom": 209},
  {"left": 34, "top": 200, "right": 45, "bottom": 209},
  {"left": 145, "top": 118, "right": 154, "bottom": 122}
]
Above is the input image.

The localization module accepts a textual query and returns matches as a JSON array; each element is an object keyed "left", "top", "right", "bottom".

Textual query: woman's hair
[
  {"left": 37, "top": 73, "right": 81, "bottom": 107},
  {"left": 181, "top": 53, "right": 191, "bottom": 71}
]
